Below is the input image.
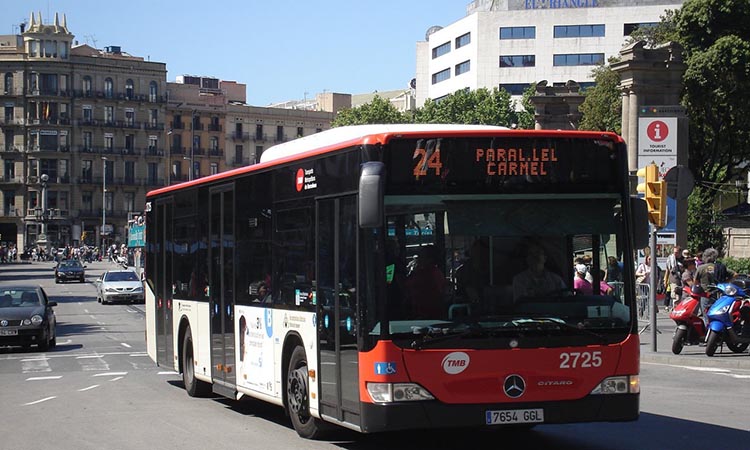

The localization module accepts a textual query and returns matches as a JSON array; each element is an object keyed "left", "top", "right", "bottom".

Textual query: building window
[
  {"left": 125, "top": 134, "right": 134, "bottom": 151},
  {"left": 125, "top": 110, "right": 135, "bottom": 127},
  {"left": 3, "top": 73, "right": 12, "bottom": 94},
  {"left": 234, "top": 145, "right": 243, "bottom": 164},
  {"left": 149, "top": 81, "right": 158, "bottom": 102},
  {"left": 124, "top": 192, "right": 135, "bottom": 212},
  {"left": 125, "top": 79, "right": 134, "bottom": 99},
  {"left": 149, "top": 136, "right": 158, "bottom": 151},
  {"left": 624, "top": 22, "right": 658, "bottom": 36},
  {"left": 83, "top": 132, "right": 92, "bottom": 150},
  {"left": 147, "top": 162, "right": 158, "bottom": 184},
  {"left": 82, "top": 192, "right": 92, "bottom": 212},
  {"left": 296, "top": 126, "right": 303, "bottom": 138},
  {"left": 455, "top": 60, "right": 470, "bottom": 76},
  {"left": 455, "top": 32, "right": 471, "bottom": 49},
  {"left": 499, "top": 26, "right": 535, "bottom": 40},
  {"left": 499, "top": 55, "right": 536, "bottom": 68},
  {"left": 255, "top": 124, "right": 263, "bottom": 140},
  {"left": 554, "top": 24, "right": 605, "bottom": 38},
  {"left": 431, "top": 41, "right": 451, "bottom": 59},
  {"left": 431, "top": 68, "right": 451, "bottom": 84},
  {"left": 104, "top": 135, "right": 114, "bottom": 150},
  {"left": 104, "top": 106, "right": 114, "bottom": 124},
  {"left": 124, "top": 161, "right": 135, "bottom": 183},
  {"left": 276, "top": 125, "right": 283, "bottom": 142},
  {"left": 553, "top": 53, "right": 605, "bottom": 66},
  {"left": 210, "top": 163, "right": 218, "bottom": 175},
  {"left": 255, "top": 145, "right": 263, "bottom": 163},
  {"left": 209, "top": 136, "right": 218, "bottom": 151},
  {"left": 104, "top": 78, "right": 113, "bottom": 98},
  {"left": 499, "top": 83, "right": 531, "bottom": 95},
  {"left": 82, "top": 106, "right": 92, "bottom": 123},
  {"left": 150, "top": 109, "right": 158, "bottom": 127},
  {"left": 82, "top": 76, "right": 92, "bottom": 96}
]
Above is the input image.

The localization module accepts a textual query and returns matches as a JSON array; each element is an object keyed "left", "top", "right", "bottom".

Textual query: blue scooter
[{"left": 705, "top": 281, "right": 750, "bottom": 356}]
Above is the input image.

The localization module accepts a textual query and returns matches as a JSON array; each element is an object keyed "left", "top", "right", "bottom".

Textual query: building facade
[{"left": 415, "top": 0, "right": 685, "bottom": 106}]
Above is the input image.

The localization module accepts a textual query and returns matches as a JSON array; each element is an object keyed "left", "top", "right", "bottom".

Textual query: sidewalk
[{"left": 638, "top": 308, "right": 750, "bottom": 370}]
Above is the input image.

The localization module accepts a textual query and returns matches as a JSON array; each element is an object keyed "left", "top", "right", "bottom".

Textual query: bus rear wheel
[
  {"left": 182, "top": 327, "right": 211, "bottom": 397},
  {"left": 286, "top": 346, "right": 329, "bottom": 440}
]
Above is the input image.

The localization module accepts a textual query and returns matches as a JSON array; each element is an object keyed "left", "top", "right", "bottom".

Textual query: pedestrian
[
  {"left": 665, "top": 245, "right": 684, "bottom": 311},
  {"left": 680, "top": 258, "right": 696, "bottom": 302},
  {"left": 694, "top": 247, "right": 734, "bottom": 327}
]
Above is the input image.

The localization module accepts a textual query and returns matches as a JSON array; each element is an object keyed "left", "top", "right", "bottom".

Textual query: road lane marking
[
  {"left": 24, "top": 396, "right": 56, "bottom": 405},
  {"left": 78, "top": 384, "right": 100, "bottom": 391},
  {"left": 120, "top": 343, "right": 132, "bottom": 348},
  {"left": 158, "top": 371, "right": 177, "bottom": 375},
  {"left": 93, "top": 371, "right": 127, "bottom": 377},
  {"left": 77, "top": 355, "right": 110, "bottom": 371},
  {"left": 129, "top": 353, "right": 148, "bottom": 357},
  {"left": 22, "top": 357, "right": 52, "bottom": 373},
  {"left": 109, "top": 376, "right": 124, "bottom": 381},
  {"left": 26, "top": 375, "right": 62, "bottom": 381}
]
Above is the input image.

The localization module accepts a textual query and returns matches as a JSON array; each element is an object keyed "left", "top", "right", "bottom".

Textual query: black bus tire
[
  {"left": 183, "top": 327, "right": 211, "bottom": 397},
  {"left": 286, "top": 345, "right": 330, "bottom": 440}
]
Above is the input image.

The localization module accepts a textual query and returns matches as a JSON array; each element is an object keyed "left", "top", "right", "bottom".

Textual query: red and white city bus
[{"left": 144, "top": 124, "right": 648, "bottom": 439}]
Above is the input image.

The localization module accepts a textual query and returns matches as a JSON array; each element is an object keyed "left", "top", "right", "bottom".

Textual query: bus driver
[{"left": 513, "top": 244, "right": 566, "bottom": 301}]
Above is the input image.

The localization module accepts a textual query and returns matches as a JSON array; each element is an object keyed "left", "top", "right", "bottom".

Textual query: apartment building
[{"left": 415, "top": 0, "right": 685, "bottom": 106}]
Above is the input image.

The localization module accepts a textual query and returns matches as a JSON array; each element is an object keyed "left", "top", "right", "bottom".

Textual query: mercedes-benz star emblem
[
  {"left": 0, "top": 320, "right": 8, "bottom": 327},
  {"left": 503, "top": 374, "right": 526, "bottom": 398}
]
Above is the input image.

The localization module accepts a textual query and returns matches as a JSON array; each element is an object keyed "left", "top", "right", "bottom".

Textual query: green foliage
[
  {"left": 578, "top": 59, "right": 622, "bottom": 134},
  {"left": 720, "top": 257, "right": 750, "bottom": 276},
  {"left": 515, "top": 83, "right": 536, "bottom": 130},
  {"left": 331, "top": 95, "right": 409, "bottom": 127},
  {"left": 686, "top": 187, "right": 725, "bottom": 255},
  {"left": 413, "top": 87, "right": 517, "bottom": 126}
]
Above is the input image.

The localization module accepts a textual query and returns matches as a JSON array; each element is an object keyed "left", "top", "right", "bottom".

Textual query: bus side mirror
[
  {"left": 630, "top": 196, "right": 649, "bottom": 250},
  {"left": 359, "top": 162, "right": 385, "bottom": 228}
]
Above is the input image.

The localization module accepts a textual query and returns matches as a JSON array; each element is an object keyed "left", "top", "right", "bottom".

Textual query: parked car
[
  {"left": 0, "top": 285, "right": 57, "bottom": 351},
  {"left": 95, "top": 270, "right": 144, "bottom": 305},
  {"left": 54, "top": 259, "right": 87, "bottom": 283}
]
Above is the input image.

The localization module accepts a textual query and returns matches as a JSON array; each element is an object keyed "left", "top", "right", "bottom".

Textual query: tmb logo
[
  {"left": 442, "top": 351, "right": 470, "bottom": 374},
  {"left": 295, "top": 168, "right": 305, "bottom": 192}
]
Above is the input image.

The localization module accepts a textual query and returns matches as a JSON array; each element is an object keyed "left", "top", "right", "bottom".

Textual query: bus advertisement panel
[{"left": 145, "top": 124, "right": 644, "bottom": 440}]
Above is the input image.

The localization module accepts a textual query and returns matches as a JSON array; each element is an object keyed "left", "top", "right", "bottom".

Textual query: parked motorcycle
[
  {"left": 670, "top": 285, "right": 711, "bottom": 354},
  {"left": 115, "top": 254, "right": 128, "bottom": 269},
  {"left": 705, "top": 281, "right": 750, "bottom": 356}
]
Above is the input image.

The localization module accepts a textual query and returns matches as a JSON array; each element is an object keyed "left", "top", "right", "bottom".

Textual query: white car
[{"left": 95, "top": 270, "right": 144, "bottom": 305}]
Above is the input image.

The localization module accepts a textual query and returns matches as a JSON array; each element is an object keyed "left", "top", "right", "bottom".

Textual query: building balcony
[
  {"left": 208, "top": 149, "right": 223, "bottom": 158},
  {"left": 208, "top": 124, "right": 222, "bottom": 132},
  {"left": 192, "top": 148, "right": 205, "bottom": 156},
  {"left": 145, "top": 147, "right": 164, "bottom": 157},
  {"left": 0, "top": 175, "right": 24, "bottom": 184},
  {"left": 144, "top": 122, "right": 165, "bottom": 131},
  {"left": 26, "top": 146, "right": 71, "bottom": 154},
  {"left": 253, "top": 134, "right": 268, "bottom": 142},
  {"left": 0, "top": 117, "right": 23, "bottom": 126},
  {"left": 0, "top": 145, "right": 24, "bottom": 153},
  {"left": 231, "top": 158, "right": 251, "bottom": 167},
  {"left": 24, "top": 117, "right": 72, "bottom": 126},
  {"left": 231, "top": 132, "right": 250, "bottom": 142},
  {"left": 0, "top": 208, "right": 22, "bottom": 217}
]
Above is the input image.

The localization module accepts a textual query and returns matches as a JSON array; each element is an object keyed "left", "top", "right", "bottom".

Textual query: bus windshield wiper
[
  {"left": 410, "top": 323, "right": 482, "bottom": 350},
  {"left": 512, "top": 317, "right": 607, "bottom": 341}
]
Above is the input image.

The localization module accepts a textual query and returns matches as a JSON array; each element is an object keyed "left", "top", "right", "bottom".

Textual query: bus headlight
[
  {"left": 590, "top": 375, "right": 639, "bottom": 395},
  {"left": 366, "top": 382, "right": 435, "bottom": 403}
]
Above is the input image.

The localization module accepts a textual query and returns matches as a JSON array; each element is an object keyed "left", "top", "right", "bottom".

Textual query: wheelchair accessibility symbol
[{"left": 374, "top": 362, "right": 397, "bottom": 375}]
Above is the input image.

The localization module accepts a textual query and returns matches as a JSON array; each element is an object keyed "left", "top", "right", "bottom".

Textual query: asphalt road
[{"left": 1, "top": 261, "right": 748, "bottom": 449}]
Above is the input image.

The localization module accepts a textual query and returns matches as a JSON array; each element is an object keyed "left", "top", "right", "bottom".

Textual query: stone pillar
[{"left": 530, "top": 80, "right": 584, "bottom": 130}]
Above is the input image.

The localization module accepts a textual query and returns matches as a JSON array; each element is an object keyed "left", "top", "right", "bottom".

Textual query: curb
[{"left": 641, "top": 350, "right": 750, "bottom": 370}]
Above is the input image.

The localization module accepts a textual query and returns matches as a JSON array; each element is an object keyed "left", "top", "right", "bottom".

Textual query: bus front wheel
[
  {"left": 182, "top": 327, "right": 211, "bottom": 397},
  {"left": 286, "top": 345, "right": 329, "bottom": 440}
]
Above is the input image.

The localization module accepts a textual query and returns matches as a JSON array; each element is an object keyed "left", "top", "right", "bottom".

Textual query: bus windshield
[{"left": 381, "top": 195, "right": 630, "bottom": 348}]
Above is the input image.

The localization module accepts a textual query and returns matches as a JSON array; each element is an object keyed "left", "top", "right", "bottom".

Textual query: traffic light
[{"left": 636, "top": 163, "right": 666, "bottom": 228}]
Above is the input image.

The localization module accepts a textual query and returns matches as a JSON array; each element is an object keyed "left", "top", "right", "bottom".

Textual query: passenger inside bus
[{"left": 405, "top": 245, "right": 447, "bottom": 319}]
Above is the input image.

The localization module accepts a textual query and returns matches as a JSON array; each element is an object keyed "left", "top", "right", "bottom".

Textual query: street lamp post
[
  {"left": 36, "top": 174, "right": 49, "bottom": 254},
  {"left": 102, "top": 156, "right": 107, "bottom": 247}
]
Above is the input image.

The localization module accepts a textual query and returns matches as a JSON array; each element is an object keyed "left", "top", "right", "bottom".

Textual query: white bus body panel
[
  {"left": 145, "top": 282, "right": 156, "bottom": 362},
  {"left": 174, "top": 299, "right": 211, "bottom": 382}
]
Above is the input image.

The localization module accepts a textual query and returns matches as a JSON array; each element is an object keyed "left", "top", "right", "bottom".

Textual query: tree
[
  {"left": 515, "top": 83, "right": 536, "bottom": 130},
  {"left": 578, "top": 58, "right": 622, "bottom": 134},
  {"left": 674, "top": 0, "right": 750, "bottom": 188},
  {"left": 686, "top": 187, "right": 725, "bottom": 255},
  {"left": 331, "top": 95, "right": 409, "bottom": 127},
  {"left": 413, "top": 87, "right": 516, "bottom": 126}
]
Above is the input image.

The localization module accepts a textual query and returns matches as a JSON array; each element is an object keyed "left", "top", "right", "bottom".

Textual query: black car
[
  {"left": 54, "top": 259, "right": 86, "bottom": 283},
  {"left": 0, "top": 285, "right": 57, "bottom": 351}
]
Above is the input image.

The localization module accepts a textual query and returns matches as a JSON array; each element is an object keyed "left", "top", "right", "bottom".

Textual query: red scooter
[{"left": 670, "top": 286, "right": 710, "bottom": 354}]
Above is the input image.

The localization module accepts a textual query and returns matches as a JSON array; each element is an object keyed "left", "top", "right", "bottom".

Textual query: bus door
[
  {"left": 209, "top": 185, "right": 236, "bottom": 394},
  {"left": 154, "top": 199, "right": 174, "bottom": 369},
  {"left": 317, "top": 195, "right": 360, "bottom": 425}
]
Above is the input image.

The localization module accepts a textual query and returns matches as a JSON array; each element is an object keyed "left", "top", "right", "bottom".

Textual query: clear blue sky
[{"left": 3, "top": 0, "right": 467, "bottom": 106}]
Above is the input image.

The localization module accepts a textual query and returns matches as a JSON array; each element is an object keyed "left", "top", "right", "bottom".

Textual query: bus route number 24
[
  {"left": 559, "top": 351, "right": 602, "bottom": 369},
  {"left": 413, "top": 148, "right": 442, "bottom": 179}
]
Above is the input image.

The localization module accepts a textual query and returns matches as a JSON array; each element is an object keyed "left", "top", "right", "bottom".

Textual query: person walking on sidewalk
[{"left": 665, "top": 245, "right": 684, "bottom": 311}]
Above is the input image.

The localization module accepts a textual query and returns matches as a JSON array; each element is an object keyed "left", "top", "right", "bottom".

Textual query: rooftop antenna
[{"left": 84, "top": 34, "right": 98, "bottom": 48}]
